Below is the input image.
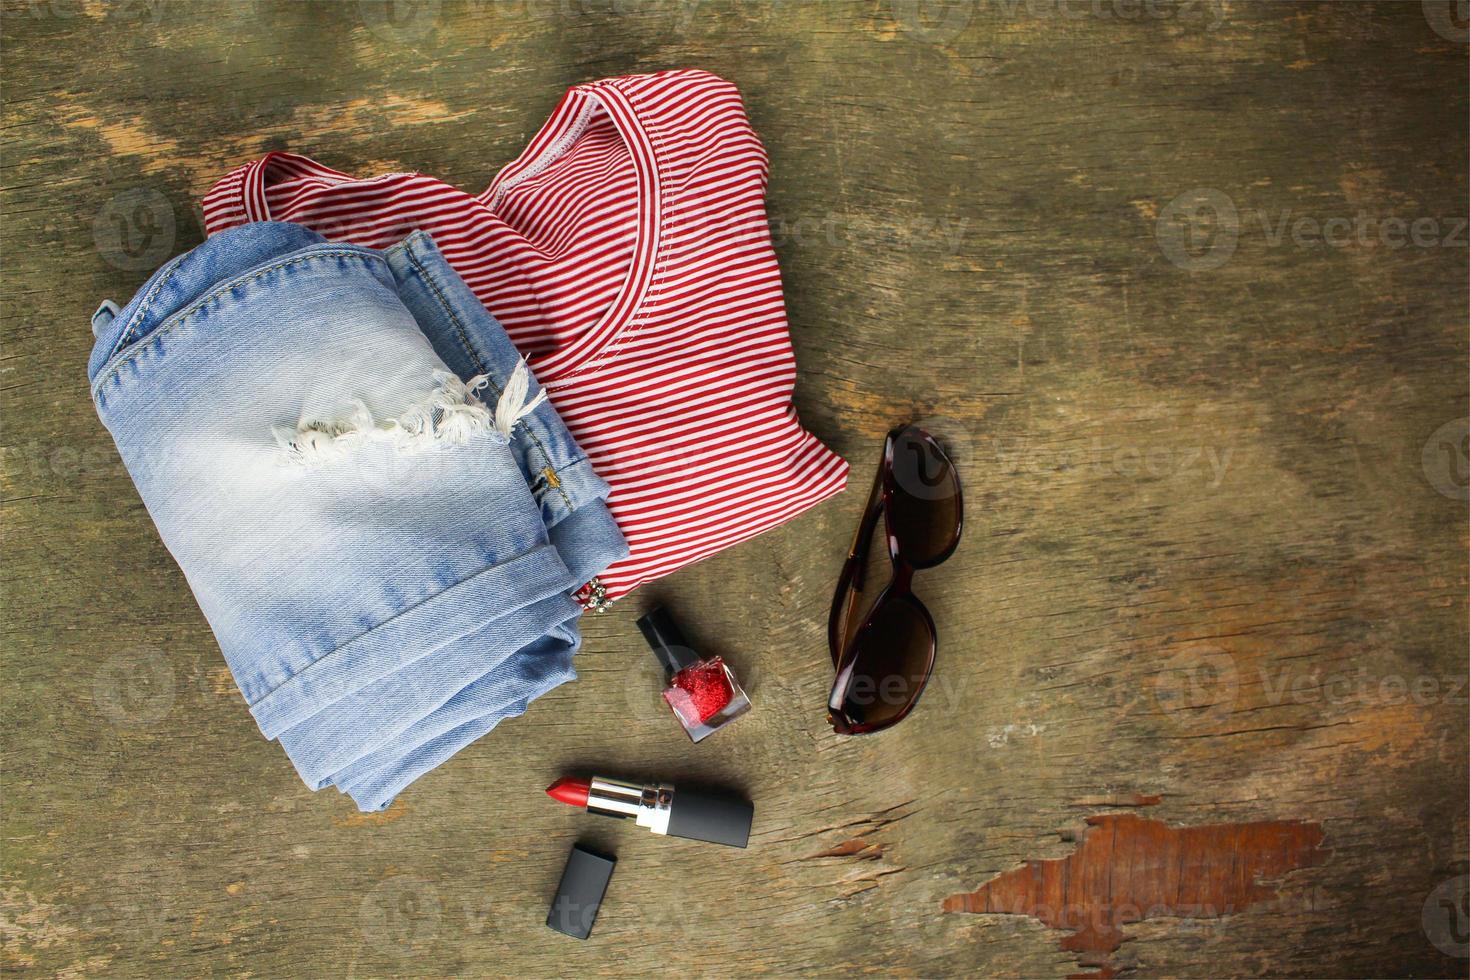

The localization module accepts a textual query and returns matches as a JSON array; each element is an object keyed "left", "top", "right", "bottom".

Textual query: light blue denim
[
  {"left": 386, "top": 231, "right": 626, "bottom": 591},
  {"left": 89, "top": 221, "right": 626, "bottom": 811}
]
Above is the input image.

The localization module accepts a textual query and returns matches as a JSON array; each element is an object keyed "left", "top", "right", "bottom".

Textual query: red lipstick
[
  {"left": 546, "top": 775, "right": 590, "bottom": 807},
  {"left": 545, "top": 773, "right": 753, "bottom": 849}
]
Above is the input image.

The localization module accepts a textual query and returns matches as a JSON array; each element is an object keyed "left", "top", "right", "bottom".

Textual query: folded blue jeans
[{"left": 88, "top": 221, "right": 626, "bottom": 811}]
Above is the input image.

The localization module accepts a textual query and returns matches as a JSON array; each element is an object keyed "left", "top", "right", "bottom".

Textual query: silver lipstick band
[{"left": 587, "top": 776, "right": 673, "bottom": 836}]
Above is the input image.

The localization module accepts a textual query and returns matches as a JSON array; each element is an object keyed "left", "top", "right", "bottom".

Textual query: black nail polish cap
[
  {"left": 637, "top": 605, "right": 699, "bottom": 675},
  {"left": 547, "top": 844, "right": 615, "bottom": 940}
]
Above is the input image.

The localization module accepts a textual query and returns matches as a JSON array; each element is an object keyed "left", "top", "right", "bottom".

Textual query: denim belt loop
[{"left": 91, "top": 299, "right": 120, "bottom": 337}]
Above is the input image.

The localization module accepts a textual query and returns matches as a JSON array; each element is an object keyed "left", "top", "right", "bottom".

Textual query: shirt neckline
[{"left": 238, "top": 77, "right": 663, "bottom": 385}]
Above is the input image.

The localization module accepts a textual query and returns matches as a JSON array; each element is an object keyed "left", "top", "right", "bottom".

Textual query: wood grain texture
[{"left": 2, "top": 1, "right": 1466, "bottom": 976}]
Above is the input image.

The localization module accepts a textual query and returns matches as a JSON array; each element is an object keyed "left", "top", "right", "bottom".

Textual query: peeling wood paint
[{"left": 943, "top": 812, "right": 1328, "bottom": 978}]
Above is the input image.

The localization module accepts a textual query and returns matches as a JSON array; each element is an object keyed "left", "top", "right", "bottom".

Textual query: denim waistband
[{"left": 88, "top": 221, "right": 330, "bottom": 385}]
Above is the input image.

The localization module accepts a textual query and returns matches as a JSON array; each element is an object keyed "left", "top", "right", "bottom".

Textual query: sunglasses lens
[
  {"left": 831, "top": 596, "right": 935, "bottom": 731},
  {"left": 887, "top": 427, "right": 961, "bottom": 567}
]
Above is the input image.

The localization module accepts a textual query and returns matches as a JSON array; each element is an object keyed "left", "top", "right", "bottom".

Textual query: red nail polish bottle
[{"left": 637, "top": 606, "right": 751, "bottom": 742}]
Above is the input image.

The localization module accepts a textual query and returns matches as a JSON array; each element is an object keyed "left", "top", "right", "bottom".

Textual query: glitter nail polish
[{"left": 637, "top": 605, "right": 751, "bottom": 742}]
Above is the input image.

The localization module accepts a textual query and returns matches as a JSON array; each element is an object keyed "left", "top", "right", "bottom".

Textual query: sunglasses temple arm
[
  {"left": 831, "top": 459, "right": 887, "bottom": 666},
  {"left": 846, "top": 460, "right": 886, "bottom": 591}
]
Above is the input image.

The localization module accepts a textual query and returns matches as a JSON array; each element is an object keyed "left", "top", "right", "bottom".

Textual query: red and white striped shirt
[{"left": 202, "top": 70, "right": 848, "bottom": 601}]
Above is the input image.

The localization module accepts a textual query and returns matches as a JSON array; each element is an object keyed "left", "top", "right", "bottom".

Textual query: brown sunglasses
[{"left": 827, "top": 425, "right": 963, "bottom": 734}]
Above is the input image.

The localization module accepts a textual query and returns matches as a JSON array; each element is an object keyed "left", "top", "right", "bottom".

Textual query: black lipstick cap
[
  {"left": 547, "top": 844, "right": 615, "bottom": 939},
  {"left": 667, "top": 787, "right": 753, "bottom": 848},
  {"left": 637, "top": 605, "right": 699, "bottom": 675}
]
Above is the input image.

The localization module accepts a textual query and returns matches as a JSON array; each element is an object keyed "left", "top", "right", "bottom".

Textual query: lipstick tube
[{"left": 547, "top": 775, "right": 753, "bottom": 849}]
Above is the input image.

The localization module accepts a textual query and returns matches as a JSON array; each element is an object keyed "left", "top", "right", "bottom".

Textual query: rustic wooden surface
[{"left": 3, "top": 1, "right": 1467, "bottom": 976}]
